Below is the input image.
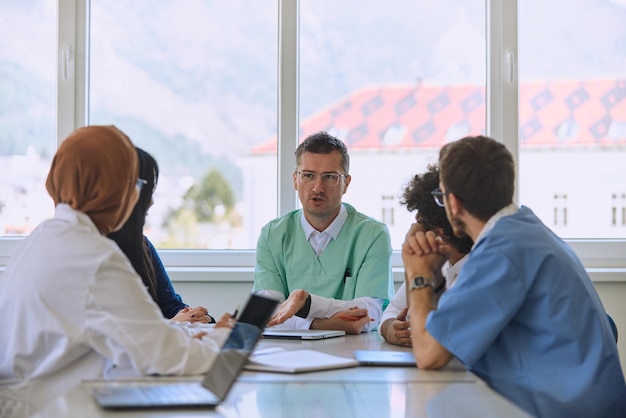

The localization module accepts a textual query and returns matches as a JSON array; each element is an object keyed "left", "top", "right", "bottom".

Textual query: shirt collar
[
  {"left": 54, "top": 203, "right": 101, "bottom": 234},
  {"left": 443, "top": 253, "right": 470, "bottom": 288},
  {"left": 473, "top": 202, "right": 518, "bottom": 248},
  {"left": 301, "top": 204, "right": 348, "bottom": 240}
]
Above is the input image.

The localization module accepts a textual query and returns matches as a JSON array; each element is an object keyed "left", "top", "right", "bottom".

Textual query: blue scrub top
[{"left": 427, "top": 206, "right": 626, "bottom": 418}]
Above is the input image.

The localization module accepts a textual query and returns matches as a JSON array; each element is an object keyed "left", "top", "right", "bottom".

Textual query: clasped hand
[{"left": 402, "top": 223, "right": 449, "bottom": 280}]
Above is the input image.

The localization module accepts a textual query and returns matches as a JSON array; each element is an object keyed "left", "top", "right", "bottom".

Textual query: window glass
[
  {"left": 299, "top": 1, "right": 486, "bottom": 247},
  {"left": 0, "top": 1, "right": 56, "bottom": 236},
  {"left": 89, "top": 0, "right": 278, "bottom": 249},
  {"left": 519, "top": 0, "right": 626, "bottom": 238}
]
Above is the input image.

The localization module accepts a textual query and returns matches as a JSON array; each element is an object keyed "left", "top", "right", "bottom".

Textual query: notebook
[
  {"left": 245, "top": 349, "right": 359, "bottom": 373},
  {"left": 354, "top": 350, "right": 417, "bottom": 367},
  {"left": 262, "top": 329, "right": 346, "bottom": 340},
  {"left": 92, "top": 294, "right": 279, "bottom": 409}
]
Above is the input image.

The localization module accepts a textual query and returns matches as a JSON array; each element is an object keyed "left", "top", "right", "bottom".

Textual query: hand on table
[
  {"left": 191, "top": 313, "right": 235, "bottom": 340},
  {"left": 214, "top": 312, "right": 236, "bottom": 329},
  {"left": 266, "top": 289, "right": 310, "bottom": 327},
  {"left": 172, "top": 306, "right": 214, "bottom": 324},
  {"left": 380, "top": 308, "right": 412, "bottom": 347},
  {"left": 311, "top": 307, "right": 371, "bottom": 335}
]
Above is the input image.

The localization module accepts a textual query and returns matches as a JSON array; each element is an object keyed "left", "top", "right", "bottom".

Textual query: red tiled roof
[{"left": 253, "top": 79, "right": 626, "bottom": 153}]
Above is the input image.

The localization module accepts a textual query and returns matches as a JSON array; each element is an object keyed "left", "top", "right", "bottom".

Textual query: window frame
[{"left": 1, "top": 0, "right": 625, "bottom": 284}]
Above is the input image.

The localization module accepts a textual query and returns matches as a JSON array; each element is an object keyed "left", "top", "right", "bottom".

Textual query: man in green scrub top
[{"left": 253, "top": 131, "right": 394, "bottom": 334}]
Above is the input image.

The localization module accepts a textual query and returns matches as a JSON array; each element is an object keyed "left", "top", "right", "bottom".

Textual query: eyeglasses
[
  {"left": 296, "top": 171, "right": 347, "bottom": 186},
  {"left": 135, "top": 178, "right": 148, "bottom": 193},
  {"left": 431, "top": 187, "right": 450, "bottom": 207}
]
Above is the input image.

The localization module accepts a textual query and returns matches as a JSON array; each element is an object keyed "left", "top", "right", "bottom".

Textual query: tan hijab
[{"left": 46, "top": 125, "right": 139, "bottom": 235}]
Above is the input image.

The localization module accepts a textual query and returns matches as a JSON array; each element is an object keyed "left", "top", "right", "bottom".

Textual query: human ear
[
  {"left": 342, "top": 174, "right": 351, "bottom": 194},
  {"left": 448, "top": 193, "right": 462, "bottom": 216}
]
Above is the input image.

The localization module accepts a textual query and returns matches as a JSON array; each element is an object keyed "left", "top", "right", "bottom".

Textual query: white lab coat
[{"left": 0, "top": 204, "right": 229, "bottom": 412}]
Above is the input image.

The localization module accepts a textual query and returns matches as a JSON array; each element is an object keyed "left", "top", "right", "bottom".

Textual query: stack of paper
[{"left": 245, "top": 349, "right": 359, "bottom": 373}]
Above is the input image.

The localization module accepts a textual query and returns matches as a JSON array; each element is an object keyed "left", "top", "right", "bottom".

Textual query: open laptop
[
  {"left": 354, "top": 350, "right": 416, "bottom": 367},
  {"left": 262, "top": 329, "right": 346, "bottom": 340},
  {"left": 92, "top": 294, "right": 279, "bottom": 409}
]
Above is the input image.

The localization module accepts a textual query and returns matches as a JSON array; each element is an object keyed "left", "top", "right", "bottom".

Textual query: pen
[
  {"left": 232, "top": 306, "right": 240, "bottom": 319},
  {"left": 343, "top": 267, "right": 351, "bottom": 284},
  {"left": 337, "top": 314, "right": 375, "bottom": 322}
]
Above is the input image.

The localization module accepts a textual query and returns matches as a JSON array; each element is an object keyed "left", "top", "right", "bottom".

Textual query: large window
[
  {"left": 0, "top": 1, "right": 56, "bottom": 237},
  {"left": 1, "top": 1, "right": 625, "bottom": 268},
  {"left": 299, "top": 1, "right": 486, "bottom": 247},
  {"left": 518, "top": 0, "right": 626, "bottom": 239},
  {"left": 89, "top": 1, "right": 278, "bottom": 249}
]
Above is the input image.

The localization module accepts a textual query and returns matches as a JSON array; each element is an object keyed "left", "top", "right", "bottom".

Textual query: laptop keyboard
[
  {"left": 140, "top": 384, "right": 217, "bottom": 403},
  {"left": 95, "top": 383, "right": 220, "bottom": 406}
]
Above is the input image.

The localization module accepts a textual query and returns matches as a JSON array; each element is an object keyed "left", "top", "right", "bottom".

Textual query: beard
[{"left": 449, "top": 213, "right": 469, "bottom": 239}]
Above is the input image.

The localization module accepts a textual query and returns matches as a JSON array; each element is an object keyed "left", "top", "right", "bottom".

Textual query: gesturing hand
[{"left": 266, "top": 289, "right": 310, "bottom": 327}]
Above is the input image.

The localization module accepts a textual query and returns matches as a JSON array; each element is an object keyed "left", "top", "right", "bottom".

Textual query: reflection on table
[{"left": 20, "top": 332, "right": 531, "bottom": 418}]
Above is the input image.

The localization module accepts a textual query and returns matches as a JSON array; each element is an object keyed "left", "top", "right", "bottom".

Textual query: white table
[{"left": 31, "top": 333, "right": 532, "bottom": 418}]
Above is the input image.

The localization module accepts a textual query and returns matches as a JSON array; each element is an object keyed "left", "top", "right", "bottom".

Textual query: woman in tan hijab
[
  {"left": 45, "top": 125, "right": 140, "bottom": 235},
  {"left": 0, "top": 126, "right": 232, "bottom": 414}
]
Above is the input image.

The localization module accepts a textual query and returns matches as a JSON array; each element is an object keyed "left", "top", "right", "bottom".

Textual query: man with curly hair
[{"left": 379, "top": 164, "right": 472, "bottom": 347}]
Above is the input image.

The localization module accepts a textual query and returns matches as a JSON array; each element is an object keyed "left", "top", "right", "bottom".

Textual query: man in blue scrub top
[
  {"left": 253, "top": 131, "right": 394, "bottom": 334},
  {"left": 402, "top": 135, "right": 626, "bottom": 418}
]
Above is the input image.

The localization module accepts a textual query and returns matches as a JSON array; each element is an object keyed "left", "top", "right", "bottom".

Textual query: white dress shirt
[{"left": 0, "top": 204, "right": 229, "bottom": 412}]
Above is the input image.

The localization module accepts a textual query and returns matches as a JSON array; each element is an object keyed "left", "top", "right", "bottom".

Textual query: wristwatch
[{"left": 409, "top": 276, "right": 434, "bottom": 291}]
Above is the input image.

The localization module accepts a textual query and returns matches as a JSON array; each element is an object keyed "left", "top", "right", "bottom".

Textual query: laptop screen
[
  {"left": 202, "top": 294, "right": 279, "bottom": 399},
  {"left": 92, "top": 294, "right": 280, "bottom": 410},
  {"left": 202, "top": 322, "right": 260, "bottom": 400}
]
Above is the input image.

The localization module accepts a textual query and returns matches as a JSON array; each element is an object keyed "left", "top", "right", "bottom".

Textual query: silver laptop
[
  {"left": 262, "top": 329, "right": 346, "bottom": 340},
  {"left": 92, "top": 294, "right": 279, "bottom": 409},
  {"left": 354, "top": 350, "right": 416, "bottom": 367}
]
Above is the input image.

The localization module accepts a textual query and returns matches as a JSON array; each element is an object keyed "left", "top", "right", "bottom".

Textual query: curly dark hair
[{"left": 400, "top": 164, "right": 473, "bottom": 254}]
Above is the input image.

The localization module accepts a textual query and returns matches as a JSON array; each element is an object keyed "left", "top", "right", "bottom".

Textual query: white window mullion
[
  {"left": 57, "top": 0, "right": 88, "bottom": 144},
  {"left": 486, "top": 0, "right": 519, "bottom": 203},
  {"left": 277, "top": 0, "right": 299, "bottom": 216}
]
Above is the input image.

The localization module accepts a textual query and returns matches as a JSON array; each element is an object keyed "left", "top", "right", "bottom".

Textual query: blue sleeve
[
  {"left": 145, "top": 237, "right": 188, "bottom": 319},
  {"left": 426, "top": 241, "right": 526, "bottom": 366}
]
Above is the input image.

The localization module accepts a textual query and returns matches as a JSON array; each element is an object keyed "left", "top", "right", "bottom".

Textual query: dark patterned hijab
[{"left": 45, "top": 125, "right": 138, "bottom": 235}]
